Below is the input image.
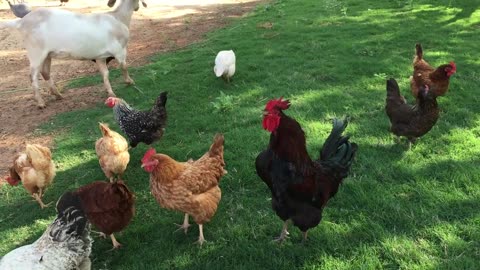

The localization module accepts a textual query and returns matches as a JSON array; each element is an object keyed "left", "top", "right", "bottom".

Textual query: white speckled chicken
[
  {"left": 0, "top": 192, "right": 93, "bottom": 270},
  {"left": 105, "top": 92, "right": 168, "bottom": 148},
  {"left": 214, "top": 50, "right": 236, "bottom": 83}
]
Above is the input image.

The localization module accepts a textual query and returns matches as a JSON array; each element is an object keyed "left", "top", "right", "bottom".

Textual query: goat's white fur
[{"left": 0, "top": 0, "right": 145, "bottom": 108}]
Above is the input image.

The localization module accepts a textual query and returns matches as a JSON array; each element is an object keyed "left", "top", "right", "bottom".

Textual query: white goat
[{"left": 0, "top": 0, "right": 147, "bottom": 108}]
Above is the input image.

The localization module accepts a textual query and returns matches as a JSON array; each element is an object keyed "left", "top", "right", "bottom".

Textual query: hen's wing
[{"left": 26, "top": 144, "right": 53, "bottom": 171}]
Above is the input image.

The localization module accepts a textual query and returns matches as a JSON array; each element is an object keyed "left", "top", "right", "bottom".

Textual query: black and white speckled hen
[
  {"left": 105, "top": 92, "right": 168, "bottom": 148},
  {"left": 0, "top": 191, "right": 92, "bottom": 269}
]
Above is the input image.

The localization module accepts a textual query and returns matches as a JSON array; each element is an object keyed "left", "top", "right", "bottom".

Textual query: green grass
[{"left": 1, "top": 0, "right": 480, "bottom": 269}]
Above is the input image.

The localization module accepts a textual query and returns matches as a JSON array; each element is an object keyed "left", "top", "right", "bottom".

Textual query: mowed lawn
[{"left": 1, "top": 0, "right": 479, "bottom": 269}]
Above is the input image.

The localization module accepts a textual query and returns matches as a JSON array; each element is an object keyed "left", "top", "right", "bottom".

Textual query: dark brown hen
[
  {"left": 74, "top": 180, "right": 135, "bottom": 249},
  {"left": 255, "top": 98, "right": 357, "bottom": 242},
  {"left": 386, "top": 78, "right": 440, "bottom": 148}
]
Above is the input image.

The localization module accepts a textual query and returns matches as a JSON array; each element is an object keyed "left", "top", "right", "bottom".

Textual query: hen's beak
[{"left": 141, "top": 163, "right": 146, "bottom": 168}]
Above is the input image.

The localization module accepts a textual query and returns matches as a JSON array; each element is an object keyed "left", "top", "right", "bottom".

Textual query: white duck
[{"left": 214, "top": 50, "right": 236, "bottom": 83}]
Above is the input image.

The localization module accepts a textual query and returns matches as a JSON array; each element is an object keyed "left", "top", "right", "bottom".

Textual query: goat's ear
[
  {"left": 107, "top": 0, "right": 116, "bottom": 7},
  {"left": 141, "top": 0, "right": 147, "bottom": 8}
]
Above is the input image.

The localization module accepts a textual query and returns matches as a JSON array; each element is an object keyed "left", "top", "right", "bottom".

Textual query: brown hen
[
  {"left": 141, "top": 134, "right": 227, "bottom": 245},
  {"left": 410, "top": 43, "right": 456, "bottom": 99}
]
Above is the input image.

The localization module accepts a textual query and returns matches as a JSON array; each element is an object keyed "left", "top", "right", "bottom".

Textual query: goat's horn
[{"left": 141, "top": 0, "right": 147, "bottom": 8}]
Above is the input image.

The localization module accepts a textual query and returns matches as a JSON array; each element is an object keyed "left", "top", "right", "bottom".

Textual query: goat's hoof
[
  {"left": 37, "top": 103, "right": 46, "bottom": 109},
  {"left": 125, "top": 79, "right": 135, "bottom": 85},
  {"left": 55, "top": 94, "right": 64, "bottom": 100},
  {"left": 108, "top": 92, "right": 117, "bottom": 97}
]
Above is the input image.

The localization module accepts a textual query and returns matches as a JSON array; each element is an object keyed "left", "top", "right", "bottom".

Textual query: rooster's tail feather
[{"left": 319, "top": 118, "right": 357, "bottom": 179}]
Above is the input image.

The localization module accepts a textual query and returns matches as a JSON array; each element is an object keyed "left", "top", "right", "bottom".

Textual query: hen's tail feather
[
  {"left": 98, "top": 122, "right": 112, "bottom": 137},
  {"left": 319, "top": 118, "right": 357, "bottom": 178},
  {"left": 386, "top": 78, "right": 401, "bottom": 98},
  {"left": 51, "top": 192, "right": 88, "bottom": 242},
  {"left": 26, "top": 144, "right": 53, "bottom": 170},
  {"left": 415, "top": 43, "right": 423, "bottom": 60},
  {"left": 209, "top": 133, "right": 225, "bottom": 157},
  {"left": 155, "top": 91, "right": 168, "bottom": 108}
]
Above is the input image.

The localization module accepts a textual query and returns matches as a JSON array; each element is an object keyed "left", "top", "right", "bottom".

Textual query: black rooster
[
  {"left": 255, "top": 97, "right": 357, "bottom": 242},
  {"left": 106, "top": 92, "right": 168, "bottom": 148}
]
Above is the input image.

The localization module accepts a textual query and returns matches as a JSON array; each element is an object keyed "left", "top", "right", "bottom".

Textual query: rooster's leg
[
  {"left": 174, "top": 214, "right": 191, "bottom": 234},
  {"left": 273, "top": 220, "right": 290, "bottom": 242},
  {"left": 110, "top": 234, "right": 122, "bottom": 249},
  {"left": 195, "top": 224, "right": 207, "bottom": 246}
]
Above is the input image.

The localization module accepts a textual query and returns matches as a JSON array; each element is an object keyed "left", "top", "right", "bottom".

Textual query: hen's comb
[
  {"left": 5, "top": 176, "right": 20, "bottom": 186},
  {"left": 264, "top": 97, "right": 291, "bottom": 112},
  {"left": 449, "top": 61, "right": 456, "bottom": 73},
  {"left": 142, "top": 148, "right": 157, "bottom": 163}
]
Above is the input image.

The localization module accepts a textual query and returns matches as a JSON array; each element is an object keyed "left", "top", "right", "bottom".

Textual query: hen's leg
[
  {"left": 273, "top": 220, "right": 290, "bottom": 242},
  {"left": 174, "top": 213, "right": 191, "bottom": 234},
  {"left": 195, "top": 224, "right": 206, "bottom": 246},
  {"left": 92, "top": 231, "right": 107, "bottom": 238},
  {"left": 110, "top": 234, "right": 122, "bottom": 249},
  {"left": 407, "top": 137, "right": 417, "bottom": 150},
  {"left": 32, "top": 193, "right": 51, "bottom": 209},
  {"left": 302, "top": 231, "right": 309, "bottom": 243}
]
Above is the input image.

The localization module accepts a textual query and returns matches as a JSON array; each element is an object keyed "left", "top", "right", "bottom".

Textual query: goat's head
[{"left": 107, "top": 0, "right": 147, "bottom": 11}]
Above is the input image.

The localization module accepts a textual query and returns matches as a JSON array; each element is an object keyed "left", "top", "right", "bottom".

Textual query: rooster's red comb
[
  {"left": 264, "top": 97, "right": 291, "bottom": 112},
  {"left": 142, "top": 148, "right": 156, "bottom": 163}
]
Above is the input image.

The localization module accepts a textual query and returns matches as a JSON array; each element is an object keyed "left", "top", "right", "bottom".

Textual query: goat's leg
[
  {"left": 116, "top": 50, "right": 134, "bottom": 85},
  {"left": 41, "top": 56, "right": 63, "bottom": 100},
  {"left": 30, "top": 67, "right": 46, "bottom": 109},
  {"left": 120, "top": 61, "right": 134, "bottom": 85},
  {"left": 95, "top": 59, "right": 116, "bottom": 97}
]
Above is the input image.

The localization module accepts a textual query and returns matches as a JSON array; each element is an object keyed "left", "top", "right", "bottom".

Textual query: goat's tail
[{"left": 0, "top": 19, "right": 21, "bottom": 29}]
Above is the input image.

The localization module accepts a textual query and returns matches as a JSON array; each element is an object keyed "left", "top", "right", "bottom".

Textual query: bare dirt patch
[{"left": 0, "top": 0, "right": 264, "bottom": 180}]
